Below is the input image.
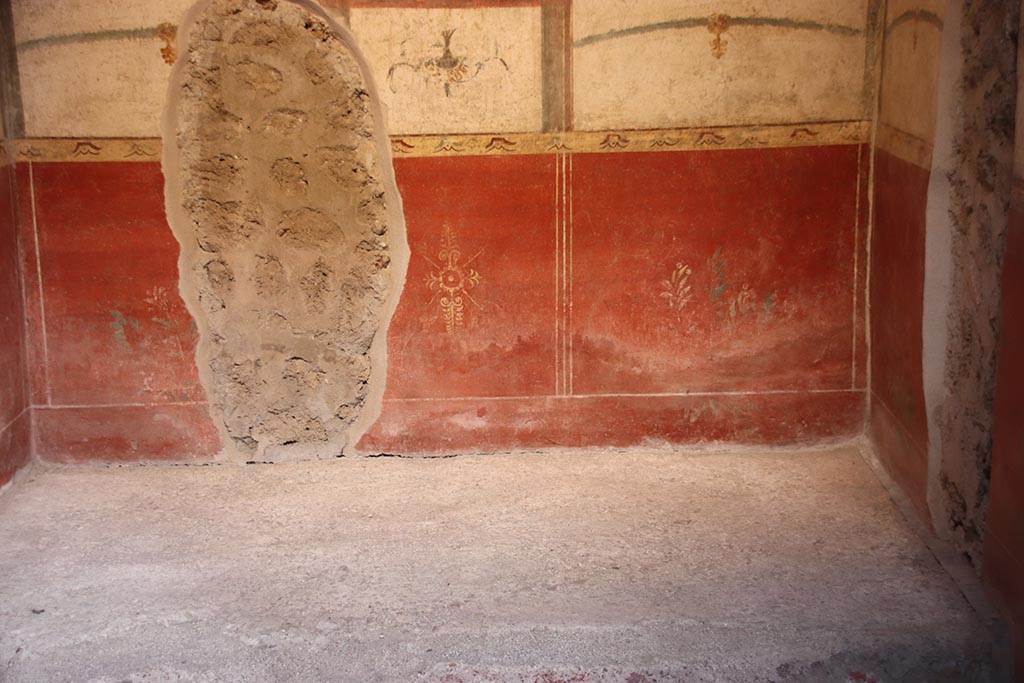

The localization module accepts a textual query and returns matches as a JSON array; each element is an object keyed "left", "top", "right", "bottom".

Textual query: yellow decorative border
[
  {"left": 392, "top": 121, "right": 868, "bottom": 157},
  {"left": 874, "top": 123, "right": 932, "bottom": 170},
  {"left": 12, "top": 121, "right": 869, "bottom": 163},
  {"left": 14, "top": 138, "right": 162, "bottom": 163}
]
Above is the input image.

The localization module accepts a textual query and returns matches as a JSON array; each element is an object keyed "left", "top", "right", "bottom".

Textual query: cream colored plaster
[
  {"left": 11, "top": 0, "right": 193, "bottom": 44},
  {"left": 877, "top": 2, "right": 945, "bottom": 146},
  {"left": 574, "top": 26, "right": 866, "bottom": 130},
  {"left": 18, "top": 40, "right": 170, "bottom": 138},
  {"left": 13, "top": 0, "right": 873, "bottom": 138},
  {"left": 349, "top": 7, "right": 543, "bottom": 135}
]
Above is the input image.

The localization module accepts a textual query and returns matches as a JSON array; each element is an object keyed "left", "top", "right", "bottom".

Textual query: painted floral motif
[
  {"left": 662, "top": 246, "right": 779, "bottom": 331},
  {"left": 660, "top": 262, "right": 694, "bottom": 313},
  {"left": 109, "top": 310, "right": 141, "bottom": 349},
  {"left": 388, "top": 28, "right": 509, "bottom": 98},
  {"left": 425, "top": 225, "right": 482, "bottom": 333},
  {"left": 144, "top": 286, "right": 175, "bottom": 329}
]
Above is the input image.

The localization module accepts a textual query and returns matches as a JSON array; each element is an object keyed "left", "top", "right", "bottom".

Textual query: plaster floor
[{"left": 0, "top": 444, "right": 1004, "bottom": 683}]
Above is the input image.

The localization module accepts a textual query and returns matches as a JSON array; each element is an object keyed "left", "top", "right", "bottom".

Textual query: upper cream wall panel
[
  {"left": 349, "top": 7, "right": 543, "bottom": 136},
  {"left": 877, "top": 1, "right": 944, "bottom": 144},
  {"left": 11, "top": 0, "right": 194, "bottom": 44},
  {"left": 573, "top": 24, "right": 867, "bottom": 130},
  {"left": 12, "top": 0, "right": 870, "bottom": 138},
  {"left": 14, "top": 3, "right": 543, "bottom": 138},
  {"left": 18, "top": 40, "right": 169, "bottom": 138},
  {"left": 14, "top": 0, "right": 198, "bottom": 137},
  {"left": 574, "top": 0, "right": 870, "bottom": 40},
  {"left": 572, "top": 0, "right": 871, "bottom": 130}
]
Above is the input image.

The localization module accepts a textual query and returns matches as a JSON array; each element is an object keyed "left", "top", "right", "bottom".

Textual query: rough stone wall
[
  {"left": 929, "top": 0, "right": 1018, "bottom": 564},
  {"left": 164, "top": 0, "right": 406, "bottom": 460}
]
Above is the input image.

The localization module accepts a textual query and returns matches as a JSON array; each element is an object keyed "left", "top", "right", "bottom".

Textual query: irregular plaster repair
[
  {"left": 924, "top": 0, "right": 1017, "bottom": 565},
  {"left": 163, "top": 0, "right": 408, "bottom": 460}
]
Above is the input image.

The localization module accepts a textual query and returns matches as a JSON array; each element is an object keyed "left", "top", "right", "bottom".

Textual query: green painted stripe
[
  {"left": 17, "top": 26, "right": 160, "bottom": 51},
  {"left": 574, "top": 15, "right": 863, "bottom": 48}
]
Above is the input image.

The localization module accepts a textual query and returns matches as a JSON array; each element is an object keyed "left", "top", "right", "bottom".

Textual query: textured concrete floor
[{"left": 0, "top": 445, "right": 1005, "bottom": 682}]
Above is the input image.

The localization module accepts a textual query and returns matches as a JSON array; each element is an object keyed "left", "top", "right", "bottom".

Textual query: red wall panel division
[
  {"left": 868, "top": 149, "right": 930, "bottom": 521},
  {"left": 855, "top": 145, "right": 871, "bottom": 390},
  {"left": 14, "top": 164, "right": 48, "bottom": 407},
  {"left": 386, "top": 154, "right": 558, "bottom": 400},
  {"left": 28, "top": 162, "right": 207, "bottom": 406},
  {"left": 570, "top": 146, "right": 862, "bottom": 396},
  {"left": 20, "top": 146, "right": 867, "bottom": 461},
  {"left": 0, "top": 160, "right": 31, "bottom": 487},
  {"left": 362, "top": 145, "right": 868, "bottom": 454},
  {"left": 23, "top": 162, "right": 221, "bottom": 461}
]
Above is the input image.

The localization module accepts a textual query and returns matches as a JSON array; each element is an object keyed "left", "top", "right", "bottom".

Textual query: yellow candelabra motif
[
  {"left": 424, "top": 225, "right": 482, "bottom": 333},
  {"left": 157, "top": 23, "right": 177, "bottom": 65},
  {"left": 707, "top": 14, "right": 730, "bottom": 59}
]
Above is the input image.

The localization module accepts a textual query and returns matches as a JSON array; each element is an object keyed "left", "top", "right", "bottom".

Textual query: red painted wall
[
  {"left": 986, "top": 199, "right": 1024, "bottom": 679},
  {"left": 0, "top": 159, "right": 30, "bottom": 487},
  {"left": 15, "top": 162, "right": 219, "bottom": 462},
  {"left": 869, "top": 149, "right": 930, "bottom": 522},
  {"left": 18, "top": 145, "right": 869, "bottom": 460}
]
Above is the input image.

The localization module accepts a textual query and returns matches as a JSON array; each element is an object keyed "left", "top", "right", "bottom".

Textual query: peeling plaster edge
[
  {"left": 161, "top": 0, "right": 236, "bottom": 462},
  {"left": 921, "top": 0, "right": 962, "bottom": 538},
  {"left": 296, "top": 0, "right": 412, "bottom": 456},
  {"left": 10, "top": 121, "right": 870, "bottom": 162}
]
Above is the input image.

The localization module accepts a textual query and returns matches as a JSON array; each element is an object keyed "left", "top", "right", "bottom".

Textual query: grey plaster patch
[
  {"left": 163, "top": 0, "right": 408, "bottom": 461},
  {"left": 923, "top": 0, "right": 1018, "bottom": 566}
]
